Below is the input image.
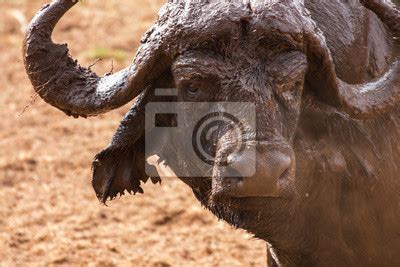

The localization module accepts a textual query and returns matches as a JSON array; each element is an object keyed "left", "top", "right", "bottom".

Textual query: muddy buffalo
[{"left": 23, "top": 0, "right": 400, "bottom": 265}]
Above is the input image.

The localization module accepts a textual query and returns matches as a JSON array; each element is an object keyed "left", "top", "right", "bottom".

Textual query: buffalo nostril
[
  {"left": 271, "top": 153, "right": 293, "bottom": 181},
  {"left": 219, "top": 149, "right": 293, "bottom": 198},
  {"left": 279, "top": 167, "right": 291, "bottom": 179},
  {"left": 212, "top": 143, "right": 295, "bottom": 198}
]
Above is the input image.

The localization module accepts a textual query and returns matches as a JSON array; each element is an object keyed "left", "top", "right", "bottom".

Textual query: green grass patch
[{"left": 84, "top": 47, "right": 129, "bottom": 62}]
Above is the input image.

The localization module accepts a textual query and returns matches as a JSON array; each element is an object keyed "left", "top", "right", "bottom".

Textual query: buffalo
[{"left": 23, "top": 0, "right": 400, "bottom": 265}]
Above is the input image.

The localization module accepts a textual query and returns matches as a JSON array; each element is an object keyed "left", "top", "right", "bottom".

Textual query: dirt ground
[{"left": 0, "top": 0, "right": 266, "bottom": 266}]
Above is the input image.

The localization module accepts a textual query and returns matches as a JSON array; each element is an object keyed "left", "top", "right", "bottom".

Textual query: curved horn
[
  {"left": 23, "top": 0, "right": 172, "bottom": 118},
  {"left": 305, "top": 1, "right": 400, "bottom": 119},
  {"left": 360, "top": 0, "right": 400, "bottom": 37}
]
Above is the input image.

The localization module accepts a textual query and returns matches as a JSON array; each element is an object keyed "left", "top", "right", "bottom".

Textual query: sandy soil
[{"left": 0, "top": 0, "right": 266, "bottom": 266}]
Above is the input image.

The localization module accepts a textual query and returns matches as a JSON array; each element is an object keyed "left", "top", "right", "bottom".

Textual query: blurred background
[{"left": 0, "top": 0, "right": 265, "bottom": 266}]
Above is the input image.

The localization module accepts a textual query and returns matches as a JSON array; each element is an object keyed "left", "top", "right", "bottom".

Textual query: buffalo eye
[
  {"left": 186, "top": 87, "right": 200, "bottom": 99},
  {"left": 274, "top": 80, "right": 303, "bottom": 110}
]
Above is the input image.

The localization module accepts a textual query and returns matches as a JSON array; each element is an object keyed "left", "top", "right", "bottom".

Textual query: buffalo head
[{"left": 24, "top": 0, "right": 399, "bottom": 233}]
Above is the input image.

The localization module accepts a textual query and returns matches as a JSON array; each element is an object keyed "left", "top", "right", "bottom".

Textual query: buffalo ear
[
  {"left": 92, "top": 137, "right": 160, "bottom": 204},
  {"left": 91, "top": 89, "right": 160, "bottom": 204},
  {"left": 91, "top": 70, "right": 175, "bottom": 204},
  {"left": 92, "top": 145, "right": 142, "bottom": 203}
]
